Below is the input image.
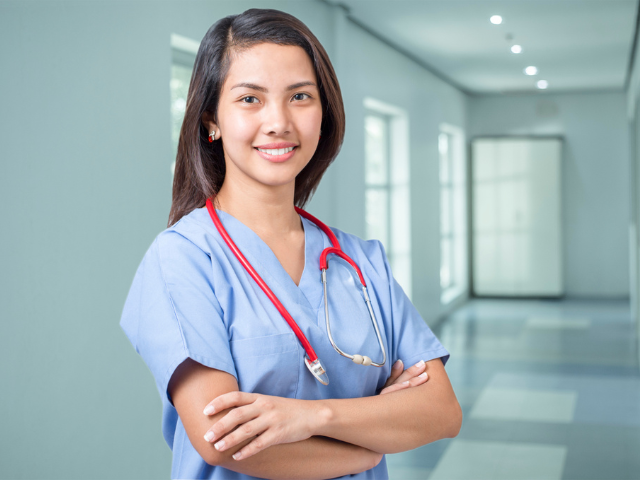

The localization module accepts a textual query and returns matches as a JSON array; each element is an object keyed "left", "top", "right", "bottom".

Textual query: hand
[
  {"left": 379, "top": 359, "right": 429, "bottom": 395},
  {"left": 202, "top": 392, "right": 323, "bottom": 461}
]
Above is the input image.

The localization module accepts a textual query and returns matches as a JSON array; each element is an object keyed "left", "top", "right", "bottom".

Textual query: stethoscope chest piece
[{"left": 304, "top": 357, "right": 329, "bottom": 385}]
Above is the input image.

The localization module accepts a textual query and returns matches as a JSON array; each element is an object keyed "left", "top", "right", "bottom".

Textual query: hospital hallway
[{"left": 387, "top": 298, "right": 640, "bottom": 480}]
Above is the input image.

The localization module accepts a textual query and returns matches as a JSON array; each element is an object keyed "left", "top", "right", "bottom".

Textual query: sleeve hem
[
  {"left": 162, "top": 351, "right": 238, "bottom": 407},
  {"left": 401, "top": 347, "right": 451, "bottom": 369}
]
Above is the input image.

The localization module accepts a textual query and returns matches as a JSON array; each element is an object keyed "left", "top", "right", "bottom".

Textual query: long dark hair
[{"left": 168, "top": 8, "right": 345, "bottom": 227}]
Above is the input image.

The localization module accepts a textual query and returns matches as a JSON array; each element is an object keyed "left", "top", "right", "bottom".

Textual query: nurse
[{"left": 120, "top": 7, "right": 461, "bottom": 480}]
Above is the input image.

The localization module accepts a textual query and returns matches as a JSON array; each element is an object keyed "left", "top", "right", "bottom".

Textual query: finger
[
  {"left": 203, "top": 391, "right": 257, "bottom": 416},
  {"left": 379, "top": 381, "right": 411, "bottom": 395},
  {"left": 204, "top": 404, "right": 260, "bottom": 444},
  {"left": 232, "top": 430, "right": 276, "bottom": 461},
  {"left": 407, "top": 372, "right": 428, "bottom": 387},
  {"left": 212, "top": 418, "right": 266, "bottom": 452},
  {"left": 382, "top": 360, "right": 404, "bottom": 389},
  {"left": 393, "top": 359, "right": 426, "bottom": 385}
]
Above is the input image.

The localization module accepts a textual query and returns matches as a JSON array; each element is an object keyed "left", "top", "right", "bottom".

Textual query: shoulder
[
  {"left": 326, "top": 225, "right": 390, "bottom": 282},
  {"left": 144, "top": 206, "right": 221, "bottom": 284},
  {"left": 153, "top": 206, "right": 218, "bottom": 260}
]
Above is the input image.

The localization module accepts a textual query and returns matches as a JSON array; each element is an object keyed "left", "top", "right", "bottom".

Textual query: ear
[{"left": 201, "top": 111, "right": 219, "bottom": 135}]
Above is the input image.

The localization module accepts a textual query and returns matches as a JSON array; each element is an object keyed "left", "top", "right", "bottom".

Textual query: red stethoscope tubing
[{"left": 205, "top": 197, "right": 367, "bottom": 364}]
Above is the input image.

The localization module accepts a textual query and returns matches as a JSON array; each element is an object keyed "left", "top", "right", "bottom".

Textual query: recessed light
[
  {"left": 524, "top": 66, "right": 538, "bottom": 75},
  {"left": 511, "top": 45, "right": 522, "bottom": 54},
  {"left": 537, "top": 80, "right": 549, "bottom": 89},
  {"left": 490, "top": 15, "right": 503, "bottom": 25}
]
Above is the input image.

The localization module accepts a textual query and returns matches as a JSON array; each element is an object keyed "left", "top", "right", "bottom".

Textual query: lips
[{"left": 254, "top": 145, "right": 297, "bottom": 163}]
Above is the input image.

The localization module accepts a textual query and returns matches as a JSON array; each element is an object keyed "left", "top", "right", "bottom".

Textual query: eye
[
  {"left": 292, "top": 93, "right": 311, "bottom": 101},
  {"left": 241, "top": 96, "right": 259, "bottom": 104}
]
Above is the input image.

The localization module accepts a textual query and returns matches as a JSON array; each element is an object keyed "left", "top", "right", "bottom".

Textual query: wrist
[{"left": 311, "top": 399, "right": 333, "bottom": 436}]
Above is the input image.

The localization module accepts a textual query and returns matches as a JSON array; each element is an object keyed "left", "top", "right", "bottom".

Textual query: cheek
[{"left": 222, "top": 113, "right": 258, "bottom": 150}]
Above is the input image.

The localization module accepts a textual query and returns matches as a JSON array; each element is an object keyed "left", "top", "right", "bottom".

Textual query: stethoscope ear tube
[
  {"left": 206, "top": 197, "right": 386, "bottom": 385},
  {"left": 206, "top": 198, "right": 320, "bottom": 363}
]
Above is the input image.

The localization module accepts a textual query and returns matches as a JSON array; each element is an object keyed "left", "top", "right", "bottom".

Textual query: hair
[{"left": 167, "top": 8, "right": 345, "bottom": 227}]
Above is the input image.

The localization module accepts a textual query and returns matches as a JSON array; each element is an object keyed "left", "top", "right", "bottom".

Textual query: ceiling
[{"left": 327, "top": 0, "right": 639, "bottom": 95}]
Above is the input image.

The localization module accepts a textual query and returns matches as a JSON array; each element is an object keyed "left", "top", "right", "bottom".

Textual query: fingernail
[
  {"left": 233, "top": 451, "right": 242, "bottom": 460},
  {"left": 419, "top": 372, "right": 427, "bottom": 378},
  {"left": 204, "top": 431, "right": 215, "bottom": 442},
  {"left": 393, "top": 360, "right": 402, "bottom": 369},
  {"left": 203, "top": 405, "right": 215, "bottom": 415},
  {"left": 402, "top": 380, "right": 409, "bottom": 384},
  {"left": 415, "top": 360, "right": 425, "bottom": 368},
  {"left": 214, "top": 440, "right": 225, "bottom": 451}
]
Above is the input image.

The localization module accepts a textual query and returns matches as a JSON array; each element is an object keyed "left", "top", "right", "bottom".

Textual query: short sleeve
[
  {"left": 119, "top": 231, "right": 237, "bottom": 408},
  {"left": 377, "top": 240, "right": 450, "bottom": 368}
]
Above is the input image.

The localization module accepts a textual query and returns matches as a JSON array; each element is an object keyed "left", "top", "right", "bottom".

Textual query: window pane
[
  {"left": 170, "top": 63, "right": 193, "bottom": 160},
  {"left": 439, "top": 133, "right": 450, "bottom": 184},
  {"left": 365, "top": 115, "right": 388, "bottom": 185},
  {"left": 440, "top": 237, "right": 452, "bottom": 289},
  {"left": 441, "top": 186, "right": 451, "bottom": 235},
  {"left": 365, "top": 188, "right": 389, "bottom": 249}
]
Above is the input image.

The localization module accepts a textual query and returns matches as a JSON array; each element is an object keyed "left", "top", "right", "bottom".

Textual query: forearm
[
  {"left": 216, "top": 435, "right": 380, "bottom": 479},
  {"left": 316, "top": 361, "right": 462, "bottom": 453}
]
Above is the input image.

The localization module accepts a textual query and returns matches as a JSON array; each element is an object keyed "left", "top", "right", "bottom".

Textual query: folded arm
[
  {"left": 208, "top": 357, "right": 461, "bottom": 459},
  {"left": 315, "top": 357, "right": 462, "bottom": 453},
  {"left": 168, "top": 358, "right": 381, "bottom": 479}
]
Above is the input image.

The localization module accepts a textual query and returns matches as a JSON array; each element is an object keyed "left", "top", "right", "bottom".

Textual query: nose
[{"left": 262, "top": 99, "right": 292, "bottom": 136}]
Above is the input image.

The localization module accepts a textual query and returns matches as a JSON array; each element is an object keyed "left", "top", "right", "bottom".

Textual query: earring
[{"left": 208, "top": 130, "right": 216, "bottom": 143}]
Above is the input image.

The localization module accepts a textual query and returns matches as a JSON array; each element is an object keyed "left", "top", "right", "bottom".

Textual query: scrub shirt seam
[
  {"left": 155, "top": 237, "right": 238, "bottom": 389},
  {"left": 155, "top": 237, "right": 191, "bottom": 361}
]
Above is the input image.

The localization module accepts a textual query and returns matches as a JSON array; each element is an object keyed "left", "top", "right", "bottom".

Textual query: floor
[{"left": 386, "top": 298, "right": 640, "bottom": 480}]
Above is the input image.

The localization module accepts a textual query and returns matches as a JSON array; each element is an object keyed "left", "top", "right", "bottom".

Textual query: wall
[
  {"left": 469, "top": 91, "right": 630, "bottom": 298},
  {"left": 330, "top": 7, "right": 469, "bottom": 323},
  {"left": 0, "top": 1, "right": 467, "bottom": 478}
]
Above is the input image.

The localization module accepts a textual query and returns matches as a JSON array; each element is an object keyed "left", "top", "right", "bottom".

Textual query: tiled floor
[{"left": 387, "top": 298, "right": 640, "bottom": 480}]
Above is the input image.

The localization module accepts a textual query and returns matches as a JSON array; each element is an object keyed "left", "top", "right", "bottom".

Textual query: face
[{"left": 203, "top": 43, "right": 323, "bottom": 193}]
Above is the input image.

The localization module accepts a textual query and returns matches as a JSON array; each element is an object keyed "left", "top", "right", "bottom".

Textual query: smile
[
  {"left": 256, "top": 146, "right": 296, "bottom": 155},
  {"left": 254, "top": 146, "right": 298, "bottom": 163}
]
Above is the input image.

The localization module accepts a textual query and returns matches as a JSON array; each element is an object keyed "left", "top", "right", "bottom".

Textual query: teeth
[{"left": 257, "top": 146, "right": 295, "bottom": 155}]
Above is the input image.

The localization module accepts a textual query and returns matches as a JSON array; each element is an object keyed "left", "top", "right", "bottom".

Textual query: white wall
[{"left": 469, "top": 91, "right": 630, "bottom": 298}]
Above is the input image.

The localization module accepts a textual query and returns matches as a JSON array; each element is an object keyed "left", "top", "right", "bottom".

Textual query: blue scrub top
[{"left": 120, "top": 206, "right": 450, "bottom": 480}]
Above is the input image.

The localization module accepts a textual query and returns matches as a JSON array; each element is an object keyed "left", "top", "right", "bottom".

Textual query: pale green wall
[{"left": 0, "top": 1, "right": 467, "bottom": 478}]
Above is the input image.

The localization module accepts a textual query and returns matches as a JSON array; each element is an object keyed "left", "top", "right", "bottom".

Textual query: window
[
  {"left": 363, "top": 98, "right": 411, "bottom": 299},
  {"left": 170, "top": 34, "right": 199, "bottom": 177},
  {"left": 439, "top": 123, "right": 468, "bottom": 304}
]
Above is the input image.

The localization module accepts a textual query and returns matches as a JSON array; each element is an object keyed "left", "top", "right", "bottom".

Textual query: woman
[{"left": 120, "top": 8, "right": 461, "bottom": 480}]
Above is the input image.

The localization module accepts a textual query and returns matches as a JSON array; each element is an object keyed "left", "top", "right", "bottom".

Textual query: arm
[
  {"left": 207, "top": 357, "right": 461, "bottom": 459},
  {"left": 315, "top": 358, "right": 462, "bottom": 453},
  {"left": 168, "top": 358, "right": 380, "bottom": 479}
]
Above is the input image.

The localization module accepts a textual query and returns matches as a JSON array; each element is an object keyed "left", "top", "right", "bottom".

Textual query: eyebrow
[{"left": 230, "top": 81, "right": 317, "bottom": 92}]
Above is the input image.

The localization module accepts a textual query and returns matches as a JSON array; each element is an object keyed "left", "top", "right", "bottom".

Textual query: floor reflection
[{"left": 387, "top": 298, "right": 640, "bottom": 480}]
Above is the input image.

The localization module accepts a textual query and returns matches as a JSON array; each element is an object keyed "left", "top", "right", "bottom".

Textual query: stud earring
[{"left": 209, "top": 130, "right": 216, "bottom": 143}]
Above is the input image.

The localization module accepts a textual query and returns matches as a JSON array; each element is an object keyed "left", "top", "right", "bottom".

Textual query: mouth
[{"left": 254, "top": 145, "right": 298, "bottom": 163}]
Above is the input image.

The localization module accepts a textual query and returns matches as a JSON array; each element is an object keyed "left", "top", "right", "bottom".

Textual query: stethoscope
[{"left": 205, "top": 197, "right": 387, "bottom": 385}]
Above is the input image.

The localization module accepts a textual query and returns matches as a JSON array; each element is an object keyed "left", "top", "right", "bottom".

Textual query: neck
[{"left": 214, "top": 178, "right": 302, "bottom": 239}]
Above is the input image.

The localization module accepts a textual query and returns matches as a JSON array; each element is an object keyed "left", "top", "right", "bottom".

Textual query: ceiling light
[
  {"left": 511, "top": 45, "right": 522, "bottom": 54},
  {"left": 536, "top": 80, "right": 549, "bottom": 89},
  {"left": 490, "top": 15, "right": 503, "bottom": 24},
  {"left": 524, "top": 66, "right": 538, "bottom": 75}
]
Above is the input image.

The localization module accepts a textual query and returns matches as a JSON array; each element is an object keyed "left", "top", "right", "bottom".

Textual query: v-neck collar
[{"left": 212, "top": 208, "right": 325, "bottom": 311}]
